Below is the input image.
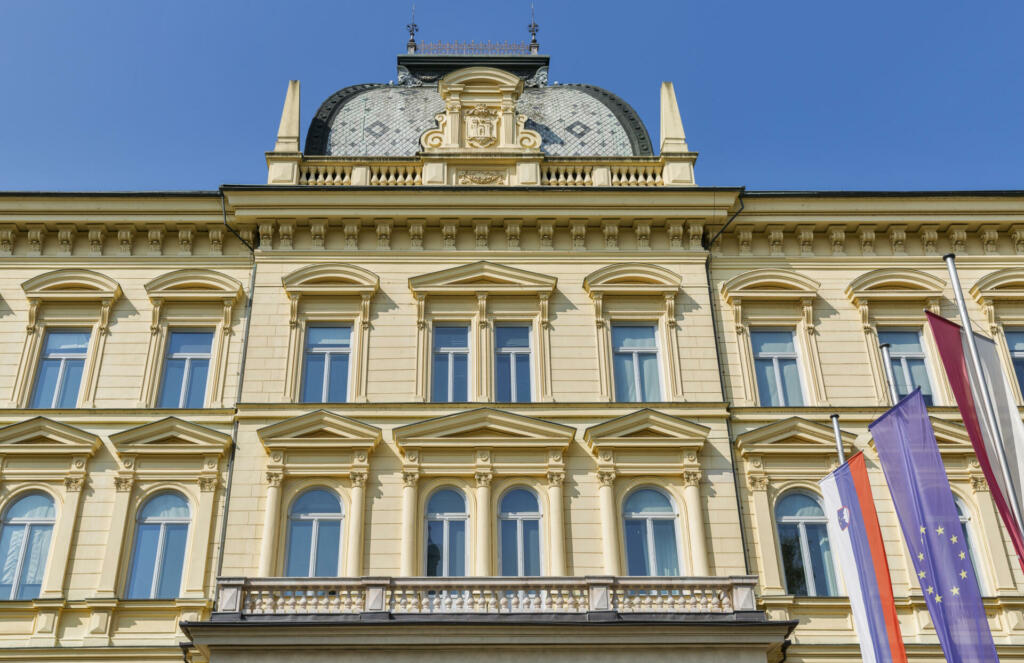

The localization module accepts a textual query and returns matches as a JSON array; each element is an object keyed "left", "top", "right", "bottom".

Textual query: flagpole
[
  {"left": 878, "top": 343, "right": 900, "bottom": 405},
  {"left": 944, "top": 253, "right": 1024, "bottom": 534},
  {"left": 830, "top": 413, "right": 845, "bottom": 463}
]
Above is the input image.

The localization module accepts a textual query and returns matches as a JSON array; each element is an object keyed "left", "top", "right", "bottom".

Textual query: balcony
[{"left": 213, "top": 575, "right": 758, "bottom": 618}]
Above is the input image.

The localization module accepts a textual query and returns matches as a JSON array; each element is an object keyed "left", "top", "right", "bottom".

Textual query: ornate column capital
[
  {"left": 681, "top": 469, "right": 702, "bottom": 488},
  {"left": 402, "top": 470, "right": 420, "bottom": 488},
  {"left": 265, "top": 471, "right": 283, "bottom": 488},
  {"left": 597, "top": 470, "right": 617, "bottom": 487},
  {"left": 350, "top": 470, "right": 368, "bottom": 488},
  {"left": 475, "top": 471, "right": 493, "bottom": 488},
  {"left": 748, "top": 474, "right": 770, "bottom": 492},
  {"left": 546, "top": 470, "right": 565, "bottom": 487}
]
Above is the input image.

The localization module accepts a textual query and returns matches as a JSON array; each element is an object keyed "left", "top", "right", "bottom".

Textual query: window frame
[
  {"left": 424, "top": 487, "right": 470, "bottom": 577},
  {"left": 877, "top": 327, "right": 938, "bottom": 405},
  {"left": 301, "top": 324, "right": 354, "bottom": 404},
  {"left": 285, "top": 488, "right": 345, "bottom": 577},
  {"left": 497, "top": 487, "right": 543, "bottom": 577},
  {"left": 431, "top": 322, "right": 472, "bottom": 403},
  {"left": 1003, "top": 327, "right": 1024, "bottom": 402},
  {"left": 157, "top": 328, "right": 216, "bottom": 409},
  {"left": 953, "top": 494, "right": 988, "bottom": 595},
  {"left": 621, "top": 487, "right": 682, "bottom": 577},
  {"left": 749, "top": 327, "right": 806, "bottom": 407},
  {"left": 493, "top": 323, "right": 534, "bottom": 403},
  {"left": 774, "top": 490, "right": 837, "bottom": 597},
  {"left": 124, "top": 491, "right": 192, "bottom": 601},
  {"left": 609, "top": 322, "right": 663, "bottom": 403},
  {"left": 29, "top": 328, "right": 91, "bottom": 409},
  {"left": 0, "top": 491, "right": 57, "bottom": 601}
]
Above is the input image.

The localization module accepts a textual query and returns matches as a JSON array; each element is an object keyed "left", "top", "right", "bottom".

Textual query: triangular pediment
[
  {"left": 258, "top": 410, "right": 381, "bottom": 451},
  {"left": 584, "top": 409, "right": 709, "bottom": 452},
  {"left": 394, "top": 408, "right": 573, "bottom": 450},
  {"left": 736, "top": 417, "right": 854, "bottom": 457},
  {"left": 0, "top": 417, "right": 101, "bottom": 456},
  {"left": 110, "top": 417, "right": 230, "bottom": 456},
  {"left": 409, "top": 262, "right": 556, "bottom": 296}
]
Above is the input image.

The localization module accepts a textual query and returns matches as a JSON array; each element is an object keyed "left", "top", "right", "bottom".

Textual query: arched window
[
  {"left": 126, "top": 492, "right": 190, "bottom": 599},
  {"left": 0, "top": 492, "right": 56, "bottom": 600},
  {"left": 425, "top": 488, "right": 467, "bottom": 577},
  {"left": 286, "top": 489, "right": 344, "bottom": 577},
  {"left": 775, "top": 492, "right": 837, "bottom": 597},
  {"left": 954, "top": 496, "right": 986, "bottom": 593},
  {"left": 499, "top": 488, "right": 541, "bottom": 576},
  {"left": 623, "top": 489, "right": 679, "bottom": 576}
]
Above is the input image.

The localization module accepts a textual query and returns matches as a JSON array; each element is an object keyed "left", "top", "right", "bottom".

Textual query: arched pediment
[
  {"left": 110, "top": 417, "right": 231, "bottom": 456},
  {"left": 970, "top": 268, "right": 1024, "bottom": 302},
  {"left": 928, "top": 417, "right": 975, "bottom": 455},
  {"left": 258, "top": 410, "right": 381, "bottom": 452},
  {"left": 394, "top": 408, "right": 574, "bottom": 452},
  {"left": 584, "top": 409, "right": 709, "bottom": 452},
  {"left": 736, "top": 417, "right": 854, "bottom": 458},
  {"left": 145, "top": 269, "right": 243, "bottom": 302},
  {"left": 409, "top": 261, "right": 556, "bottom": 296},
  {"left": 22, "top": 269, "right": 122, "bottom": 302},
  {"left": 441, "top": 66, "right": 524, "bottom": 93},
  {"left": 282, "top": 264, "right": 380, "bottom": 297},
  {"left": 583, "top": 264, "right": 681, "bottom": 297},
  {"left": 846, "top": 268, "right": 945, "bottom": 304},
  {"left": 720, "top": 269, "right": 820, "bottom": 305},
  {"left": 0, "top": 417, "right": 101, "bottom": 456}
]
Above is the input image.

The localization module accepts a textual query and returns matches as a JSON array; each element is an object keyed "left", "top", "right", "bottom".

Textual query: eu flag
[{"left": 870, "top": 389, "right": 998, "bottom": 663}]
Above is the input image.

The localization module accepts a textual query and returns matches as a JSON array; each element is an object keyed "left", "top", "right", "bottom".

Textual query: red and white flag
[{"left": 927, "top": 311, "right": 1024, "bottom": 570}]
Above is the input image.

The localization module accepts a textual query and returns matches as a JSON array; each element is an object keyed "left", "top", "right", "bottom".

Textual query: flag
[
  {"left": 819, "top": 452, "right": 907, "bottom": 663},
  {"left": 870, "top": 389, "right": 998, "bottom": 663},
  {"left": 927, "top": 310, "right": 1024, "bottom": 571}
]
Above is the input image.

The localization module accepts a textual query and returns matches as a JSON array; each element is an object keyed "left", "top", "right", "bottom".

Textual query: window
[
  {"left": 0, "top": 493, "right": 55, "bottom": 600},
  {"left": 623, "top": 489, "right": 679, "bottom": 576},
  {"left": 878, "top": 329, "right": 934, "bottom": 406},
  {"left": 495, "top": 326, "right": 532, "bottom": 403},
  {"left": 126, "top": 492, "right": 190, "bottom": 600},
  {"left": 285, "top": 489, "right": 343, "bottom": 577},
  {"left": 954, "top": 497, "right": 986, "bottom": 593},
  {"left": 775, "top": 492, "right": 837, "bottom": 597},
  {"left": 432, "top": 326, "right": 469, "bottom": 403},
  {"left": 425, "top": 489, "right": 467, "bottom": 576},
  {"left": 301, "top": 326, "right": 352, "bottom": 403},
  {"left": 157, "top": 330, "right": 214, "bottom": 408},
  {"left": 1006, "top": 329, "right": 1024, "bottom": 394},
  {"left": 751, "top": 330, "right": 804, "bottom": 407},
  {"left": 499, "top": 489, "right": 541, "bottom": 576},
  {"left": 29, "top": 329, "right": 90, "bottom": 408},
  {"left": 611, "top": 325, "right": 661, "bottom": 402}
]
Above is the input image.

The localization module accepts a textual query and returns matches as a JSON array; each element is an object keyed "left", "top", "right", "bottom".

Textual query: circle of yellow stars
[{"left": 915, "top": 524, "right": 970, "bottom": 606}]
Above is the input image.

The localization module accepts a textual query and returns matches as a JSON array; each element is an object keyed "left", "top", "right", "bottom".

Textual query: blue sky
[{"left": 1, "top": 0, "right": 1022, "bottom": 191}]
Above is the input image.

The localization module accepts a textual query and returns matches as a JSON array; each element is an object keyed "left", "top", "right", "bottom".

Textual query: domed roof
[{"left": 304, "top": 54, "right": 653, "bottom": 158}]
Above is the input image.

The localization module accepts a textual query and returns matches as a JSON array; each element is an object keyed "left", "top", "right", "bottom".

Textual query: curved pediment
[
  {"left": 0, "top": 417, "right": 101, "bottom": 456},
  {"left": 721, "top": 269, "right": 819, "bottom": 305},
  {"left": 441, "top": 66, "right": 524, "bottom": 93},
  {"left": 970, "top": 268, "right": 1024, "bottom": 303},
  {"left": 22, "top": 269, "right": 122, "bottom": 302},
  {"left": 409, "top": 261, "right": 556, "bottom": 296},
  {"left": 110, "top": 417, "right": 231, "bottom": 456},
  {"left": 736, "top": 417, "right": 854, "bottom": 458},
  {"left": 394, "top": 408, "right": 574, "bottom": 451},
  {"left": 282, "top": 264, "right": 380, "bottom": 297},
  {"left": 584, "top": 409, "right": 709, "bottom": 452},
  {"left": 258, "top": 410, "right": 381, "bottom": 451},
  {"left": 846, "top": 268, "right": 945, "bottom": 305},
  {"left": 583, "top": 264, "right": 681, "bottom": 298},
  {"left": 145, "top": 269, "right": 243, "bottom": 302}
]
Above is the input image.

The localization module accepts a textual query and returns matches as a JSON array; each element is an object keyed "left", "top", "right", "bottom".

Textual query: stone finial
[
  {"left": 273, "top": 80, "right": 301, "bottom": 153},
  {"left": 659, "top": 82, "right": 689, "bottom": 154}
]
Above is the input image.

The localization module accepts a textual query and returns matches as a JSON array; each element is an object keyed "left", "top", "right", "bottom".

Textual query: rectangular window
[
  {"left": 495, "top": 325, "right": 532, "bottom": 402},
  {"left": 301, "top": 326, "right": 352, "bottom": 403},
  {"left": 30, "top": 329, "right": 90, "bottom": 408},
  {"left": 611, "top": 325, "right": 661, "bottom": 402},
  {"left": 157, "top": 330, "right": 214, "bottom": 408},
  {"left": 1006, "top": 329, "right": 1024, "bottom": 394},
  {"left": 432, "top": 325, "right": 469, "bottom": 402},
  {"left": 878, "top": 329, "right": 934, "bottom": 406},
  {"left": 751, "top": 329, "right": 804, "bottom": 407}
]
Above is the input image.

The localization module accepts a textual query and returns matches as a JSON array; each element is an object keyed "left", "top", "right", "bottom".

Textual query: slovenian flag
[{"left": 819, "top": 452, "right": 907, "bottom": 663}]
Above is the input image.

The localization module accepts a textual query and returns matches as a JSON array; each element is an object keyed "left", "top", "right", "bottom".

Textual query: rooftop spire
[
  {"left": 528, "top": 3, "right": 539, "bottom": 54},
  {"left": 406, "top": 5, "right": 419, "bottom": 54}
]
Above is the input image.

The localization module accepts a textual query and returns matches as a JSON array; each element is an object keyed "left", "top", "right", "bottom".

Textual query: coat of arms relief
[{"left": 465, "top": 105, "right": 499, "bottom": 148}]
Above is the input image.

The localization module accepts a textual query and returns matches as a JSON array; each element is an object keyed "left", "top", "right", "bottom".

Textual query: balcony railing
[{"left": 214, "top": 576, "right": 757, "bottom": 617}]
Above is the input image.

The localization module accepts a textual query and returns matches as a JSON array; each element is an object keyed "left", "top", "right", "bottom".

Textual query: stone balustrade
[{"left": 214, "top": 575, "right": 758, "bottom": 617}]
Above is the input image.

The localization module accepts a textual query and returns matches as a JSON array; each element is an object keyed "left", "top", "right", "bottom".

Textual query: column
[
  {"left": 475, "top": 471, "right": 492, "bottom": 576},
  {"left": 749, "top": 475, "right": 784, "bottom": 593},
  {"left": 183, "top": 477, "right": 218, "bottom": 597},
  {"left": 258, "top": 471, "right": 282, "bottom": 577},
  {"left": 400, "top": 470, "right": 418, "bottom": 576},
  {"left": 345, "top": 471, "right": 366, "bottom": 577},
  {"left": 682, "top": 470, "right": 709, "bottom": 576},
  {"left": 597, "top": 470, "right": 620, "bottom": 575},
  {"left": 93, "top": 475, "right": 134, "bottom": 597},
  {"left": 39, "top": 476, "right": 85, "bottom": 599},
  {"left": 547, "top": 471, "right": 566, "bottom": 575}
]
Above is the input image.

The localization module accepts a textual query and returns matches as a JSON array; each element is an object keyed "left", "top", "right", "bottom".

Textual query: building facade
[{"left": 1, "top": 43, "right": 1024, "bottom": 663}]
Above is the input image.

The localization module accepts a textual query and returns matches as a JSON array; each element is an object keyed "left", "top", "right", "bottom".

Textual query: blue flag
[{"left": 870, "top": 389, "right": 998, "bottom": 663}]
